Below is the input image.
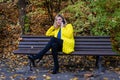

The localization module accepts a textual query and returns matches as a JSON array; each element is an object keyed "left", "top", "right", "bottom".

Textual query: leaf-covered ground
[{"left": 0, "top": 56, "right": 120, "bottom": 80}]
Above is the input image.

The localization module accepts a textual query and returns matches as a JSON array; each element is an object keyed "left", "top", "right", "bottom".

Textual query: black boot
[
  {"left": 52, "top": 71, "right": 59, "bottom": 74},
  {"left": 52, "top": 67, "right": 59, "bottom": 74}
]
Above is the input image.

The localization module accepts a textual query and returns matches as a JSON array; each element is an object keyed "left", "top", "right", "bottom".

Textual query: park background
[{"left": 0, "top": 0, "right": 120, "bottom": 80}]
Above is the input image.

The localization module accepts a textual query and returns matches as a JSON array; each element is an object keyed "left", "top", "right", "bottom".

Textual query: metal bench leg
[
  {"left": 95, "top": 56, "right": 99, "bottom": 68},
  {"left": 98, "top": 56, "right": 102, "bottom": 72},
  {"left": 96, "top": 56, "right": 105, "bottom": 73},
  {"left": 29, "top": 59, "right": 33, "bottom": 71},
  {"left": 96, "top": 56, "right": 103, "bottom": 72},
  {"left": 28, "top": 55, "right": 36, "bottom": 71}
]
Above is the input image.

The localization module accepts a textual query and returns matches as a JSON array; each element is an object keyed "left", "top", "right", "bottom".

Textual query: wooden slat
[
  {"left": 75, "top": 39, "right": 111, "bottom": 41},
  {"left": 18, "top": 45, "right": 112, "bottom": 48},
  {"left": 75, "top": 42, "right": 111, "bottom": 45},
  {"left": 19, "top": 42, "right": 48, "bottom": 45},
  {"left": 19, "top": 41, "right": 111, "bottom": 45},
  {"left": 74, "top": 36, "right": 111, "bottom": 38},
  {"left": 13, "top": 49, "right": 117, "bottom": 56},
  {"left": 72, "top": 51, "right": 117, "bottom": 56},
  {"left": 21, "top": 35, "right": 110, "bottom": 38},
  {"left": 75, "top": 48, "right": 113, "bottom": 51},
  {"left": 18, "top": 45, "right": 45, "bottom": 48},
  {"left": 22, "top": 38, "right": 110, "bottom": 42},
  {"left": 22, "top": 39, "right": 50, "bottom": 42}
]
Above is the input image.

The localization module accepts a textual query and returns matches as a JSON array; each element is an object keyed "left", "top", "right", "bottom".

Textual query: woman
[{"left": 28, "top": 14, "right": 75, "bottom": 74}]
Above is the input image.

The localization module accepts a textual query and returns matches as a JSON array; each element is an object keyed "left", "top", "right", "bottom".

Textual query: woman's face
[{"left": 56, "top": 16, "right": 63, "bottom": 26}]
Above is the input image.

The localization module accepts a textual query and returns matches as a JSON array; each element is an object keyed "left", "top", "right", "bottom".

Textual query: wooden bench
[{"left": 13, "top": 35, "right": 118, "bottom": 72}]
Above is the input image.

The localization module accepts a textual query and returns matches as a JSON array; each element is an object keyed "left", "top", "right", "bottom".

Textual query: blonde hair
[{"left": 53, "top": 14, "right": 67, "bottom": 28}]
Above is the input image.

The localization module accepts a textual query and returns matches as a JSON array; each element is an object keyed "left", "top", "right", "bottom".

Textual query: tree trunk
[
  {"left": 17, "top": 0, "right": 26, "bottom": 34},
  {"left": 45, "top": 0, "right": 54, "bottom": 23},
  {"left": 56, "top": 0, "right": 61, "bottom": 13},
  {"left": 71, "top": 0, "right": 74, "bottom": 4}
]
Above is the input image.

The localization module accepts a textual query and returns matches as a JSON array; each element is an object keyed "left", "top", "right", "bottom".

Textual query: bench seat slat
[
  {"left": 75, "top": 42, "right": 111, "bottom": 45},
  {"left": 14, "top": 49, "right": 117, "bottom": 56},
  {"left": 19, "top": 42, "right": 48, "bottom": 45},
  {"left": 19, "top": 42, "right": 111, "bottom": 45},
  {"left": 22, "top": 39, "right": 50, "bottom": 42},
  {"left": 75, "top": 49, "right": 113, "bottom": 51},
  {"left": 72, "top": 51, "right": 117, "bottom": 56},
  {"left": 21, "top": 35, "right": 111, "bottom": 38},
  {"left": 75, "top": 39, "right": 111, "bottom": 42},
  {"left": 15, "top": 48, "right": 113, "bottom": 51},
  {"left": 22, "top": 39, "right": 110, "bottom": 42},
  {"left": 18, "top": 45, "right": 112, "bottom": 48}
]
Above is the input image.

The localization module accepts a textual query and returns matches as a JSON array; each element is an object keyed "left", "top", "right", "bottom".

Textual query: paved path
[{"left": 0, "top": 65, "right": 120, "bottom": 80}]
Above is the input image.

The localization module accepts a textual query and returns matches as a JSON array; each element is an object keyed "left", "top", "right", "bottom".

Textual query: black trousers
[{"left": 34, "top": 37, "right": 63, "bottom": 71}]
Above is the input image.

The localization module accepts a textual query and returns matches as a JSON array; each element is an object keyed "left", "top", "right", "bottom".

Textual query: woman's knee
[{"left": 52, "top": 43, "right": 58, "bottom": 48}]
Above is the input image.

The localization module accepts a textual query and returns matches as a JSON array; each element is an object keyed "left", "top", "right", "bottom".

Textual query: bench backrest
[
  {"left": 13, "top": 35, "right": 118, "bottom": 55},
  {"left": 18, "top": 35, "right": 112, "bottom": 51}
]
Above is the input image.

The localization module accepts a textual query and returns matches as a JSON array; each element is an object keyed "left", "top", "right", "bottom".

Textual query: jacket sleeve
[{"left": 45, "top": 26, "right": 55, "bottom": 36}]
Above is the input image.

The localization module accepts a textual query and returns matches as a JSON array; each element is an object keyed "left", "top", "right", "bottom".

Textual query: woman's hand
[
  {"left": 61, "top": 22, "right": 64, "bottom": 28},
  {"left": 54, "top": 25, "right": 59, "bottom": 29}
]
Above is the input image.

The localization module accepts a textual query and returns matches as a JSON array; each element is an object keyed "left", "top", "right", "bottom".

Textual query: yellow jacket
[{"left": 46, "top": 24, "right": 75, "bottom": 54}]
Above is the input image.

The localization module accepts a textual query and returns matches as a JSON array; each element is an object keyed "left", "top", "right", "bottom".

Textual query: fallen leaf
[
  {"left": 70, "top": 77, "right": 79, "bottom": 80},
  {"left": 26, "top": 76, "right": 37, "bottom": 80},
  {"left": 18, "top": 38, "right": 23, "bottom": 41},
  {"left": 84, "top": 73, "right": 93, "bottom": 79},
  {"left": 103, "top": 77, "right": 109, "bottom": 80},
  {"left": 43, "top": 74, "right": 51, "bottom": 80},
  {"left": 0, "top": 74, "right": 6, "bottom": 80}
]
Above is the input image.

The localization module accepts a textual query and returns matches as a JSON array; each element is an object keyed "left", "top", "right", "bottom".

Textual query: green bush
[{"left": 61, "top": 0, "right": 120, "bottom": 36}]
